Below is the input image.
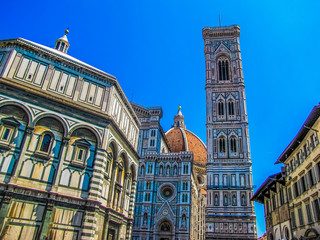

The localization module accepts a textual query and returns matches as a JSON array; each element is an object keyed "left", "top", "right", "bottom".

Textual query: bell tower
[{"left": 203, "top": 25, "right": 257, "bottom": 239}]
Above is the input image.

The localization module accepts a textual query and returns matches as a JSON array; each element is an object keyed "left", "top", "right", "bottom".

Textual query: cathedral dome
[{"left": 165, "top": 107, "right": 207, "bottom": 165}]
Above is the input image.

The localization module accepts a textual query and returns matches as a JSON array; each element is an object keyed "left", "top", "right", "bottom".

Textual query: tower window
[
  {"left": 55, "top": 42, "right": 61, "bottom": 50},
  {"left": 219, "top": 137, "right": 226, "bottom": 154},
  {"left": 228, "top": 100, "right": 235, "bottom": 116},
  {"left": 230, "top": 137, "right": 237, "bottom": 153},
  {"left": 218, "top": 100, "right": 224, "bottom": 116},
  {"left": 150, "top": 129, "right": 156, "bottom": 137},
  {"left": 60, "top": 42, "right": 65, "bottom": 52},
  {"left": 218, "top": 59, "right": 230, "bottom": 80},
  {"left": 183, "top": 164, "right": 189, "bottom": 174}
]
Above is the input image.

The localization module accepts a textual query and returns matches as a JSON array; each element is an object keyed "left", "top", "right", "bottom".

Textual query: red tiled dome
[{"left": 166, "top": 128, "right": 207, "bottom": 165}]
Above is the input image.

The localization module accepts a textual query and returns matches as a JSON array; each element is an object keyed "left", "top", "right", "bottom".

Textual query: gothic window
[
  {"left": 150, "top": 129, "right": 156, "bottom": 137},
  {"left": 219, "top": 137, "right": 226, "bottom": 155},
  {"left": 182, "top": 193, "right": 188, "bottom": 202},
  {"left": 183, "top": 164, "right": 189, "bottom": 174},
  {"left": 146, "top": 181, "right": 151, "bottom": 190},
  {"left": 182, "top": 182, "right": 188, "bottom": 190},
  {"left": 228, "top": 100, "right": 235, "bottom": 116},
  {"left": 149, "top": 139, "right": 156, "bottom": 147},
  {"left": 218, "top": 100, "right": 225, "bottom": 116},
  {"left": 173, "top": 165, "right": 177, "bottom": 175},
  {"left": 145, "top": 193, "right": 151, "bottom": 201},
  {"left": 147, "top": 163, "right": 153, "bottom": 174},
  {"left": 218, "top": 59, "right": 230, "bottom": 80},
  {"left": 230, "top": 136, "right": 237, "bottom": 154},
  {"left": 140, "top": 165, "right": 145, "bottom": 175}
]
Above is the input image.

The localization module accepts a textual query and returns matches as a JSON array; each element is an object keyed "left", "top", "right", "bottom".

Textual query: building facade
[
  {"left": 203, "top": 25, "right": 257, "bottom": 239},
  {"left": 131, "top": 104, "right": 206, "bottom": 240},
  {"left": 0, "top": 32, "right": 140, "bottom": 239},
  {"left": 252, "top": 173, "right": 291, "bottom": 240},
  {"left": 253, "top": 105, "right": 320, "bottom": 240}
]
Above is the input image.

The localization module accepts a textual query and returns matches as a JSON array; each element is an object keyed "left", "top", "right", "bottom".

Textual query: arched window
[
  {"left": 218, "top": 59, "right": 230, "bottom": 80},
  {"left": 39, "top": 133, "right": 53, "bottom": 153},
  {"left": 230, "top": 137, "right": 237, "bottom": 154},
  {"left": 117, "top": 161, "right": 124, "bottom": 185},
  {"left": 173, "top": 165, "right": 177, "bottom": 175},
  {"left": 219, "top": 137, "right": 226, "bottom": 154},
  {"left": 140, "top": 165, "right": 145, "bottom": 175},
  {"left": 218, "top": 100, "right": 224, "bottom": 116},
  {"left": 228, "top": 100, "right": 235, "bottom": 116}
]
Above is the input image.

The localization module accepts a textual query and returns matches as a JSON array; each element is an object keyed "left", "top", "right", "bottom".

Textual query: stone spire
[
  {"left": 172, "top": 106, "right": 186, "bottom": 129},
  {"left": 54, "top": 29, "right": 70, "bottom": 54}
]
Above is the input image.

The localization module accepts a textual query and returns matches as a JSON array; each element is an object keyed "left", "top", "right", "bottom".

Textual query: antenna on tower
[{"left": 219, "top": 14, "right": 221, "bottom": 27}]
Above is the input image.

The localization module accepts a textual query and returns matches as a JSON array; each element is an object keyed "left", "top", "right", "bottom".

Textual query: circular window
[{"left": 161, "top": 186, "right": 174, "bottom": 199}]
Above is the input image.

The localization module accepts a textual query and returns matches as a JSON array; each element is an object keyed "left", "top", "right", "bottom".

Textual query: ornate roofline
[
  {"left": 0, "top": 38, "right": 140, "bottom": 127},
  {"left": 202, "top": 25, "right": 240, "bottom": 39},
  {"left": 275, "top": 104, "right": 320, "bottom": 164}
]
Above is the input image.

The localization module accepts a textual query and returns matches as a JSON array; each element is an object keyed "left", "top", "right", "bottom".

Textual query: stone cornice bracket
[
  {"left": 26, "top": 126, "right": 34, "bottom": 135},
  {"left": 62, "top": 137, "right": 70, "bottom": 145}
]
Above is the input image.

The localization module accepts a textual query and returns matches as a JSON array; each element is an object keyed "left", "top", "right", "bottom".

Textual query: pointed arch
[{"left": 216, "top": 54, "right": 231, "bottom": 81}]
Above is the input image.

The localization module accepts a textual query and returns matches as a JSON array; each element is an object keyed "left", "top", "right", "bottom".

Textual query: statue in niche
[
  {"left": 143, "top": 213, "right": 147, "bottom": 225},
  {"left": 159, "top": 166, "right": 163, "bottom": 175},
  {"left": 181, "top": 214, "right": 186, "bottom": 228},
  {"left": 173, "top": 166, "right": 177, "bottom": 175},
  {"left": 166, "top": 166, "right": 170, "bottom": 175},
  {"left": 224, "top": 194, "right": 228, "bottom": 205},
  {"left": 241, "top": 194, "right": 246, "bottom": 205},
  {"left": 214, "top": 194, "right": 219, "bottom": 206},
  {"left": 232, "top": 194, "right": 237, "bottom": 206}
]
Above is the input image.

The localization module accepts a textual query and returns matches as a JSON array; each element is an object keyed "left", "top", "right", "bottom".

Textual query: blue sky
[{"left": 2, "top": 0, "right": 320, "bottom": 237}]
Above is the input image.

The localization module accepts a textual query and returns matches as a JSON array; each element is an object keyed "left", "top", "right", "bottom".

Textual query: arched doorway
[
  {"left": 157, "top": 220, "right": 173, "bottom": 240},
  {"left": 305, "top": 228, "right": 319, "bottom": 240}
]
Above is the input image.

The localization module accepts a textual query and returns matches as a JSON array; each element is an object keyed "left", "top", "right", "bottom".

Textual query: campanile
[{"left": 203, "top": 25, "right": 257, "bottom": 239}]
